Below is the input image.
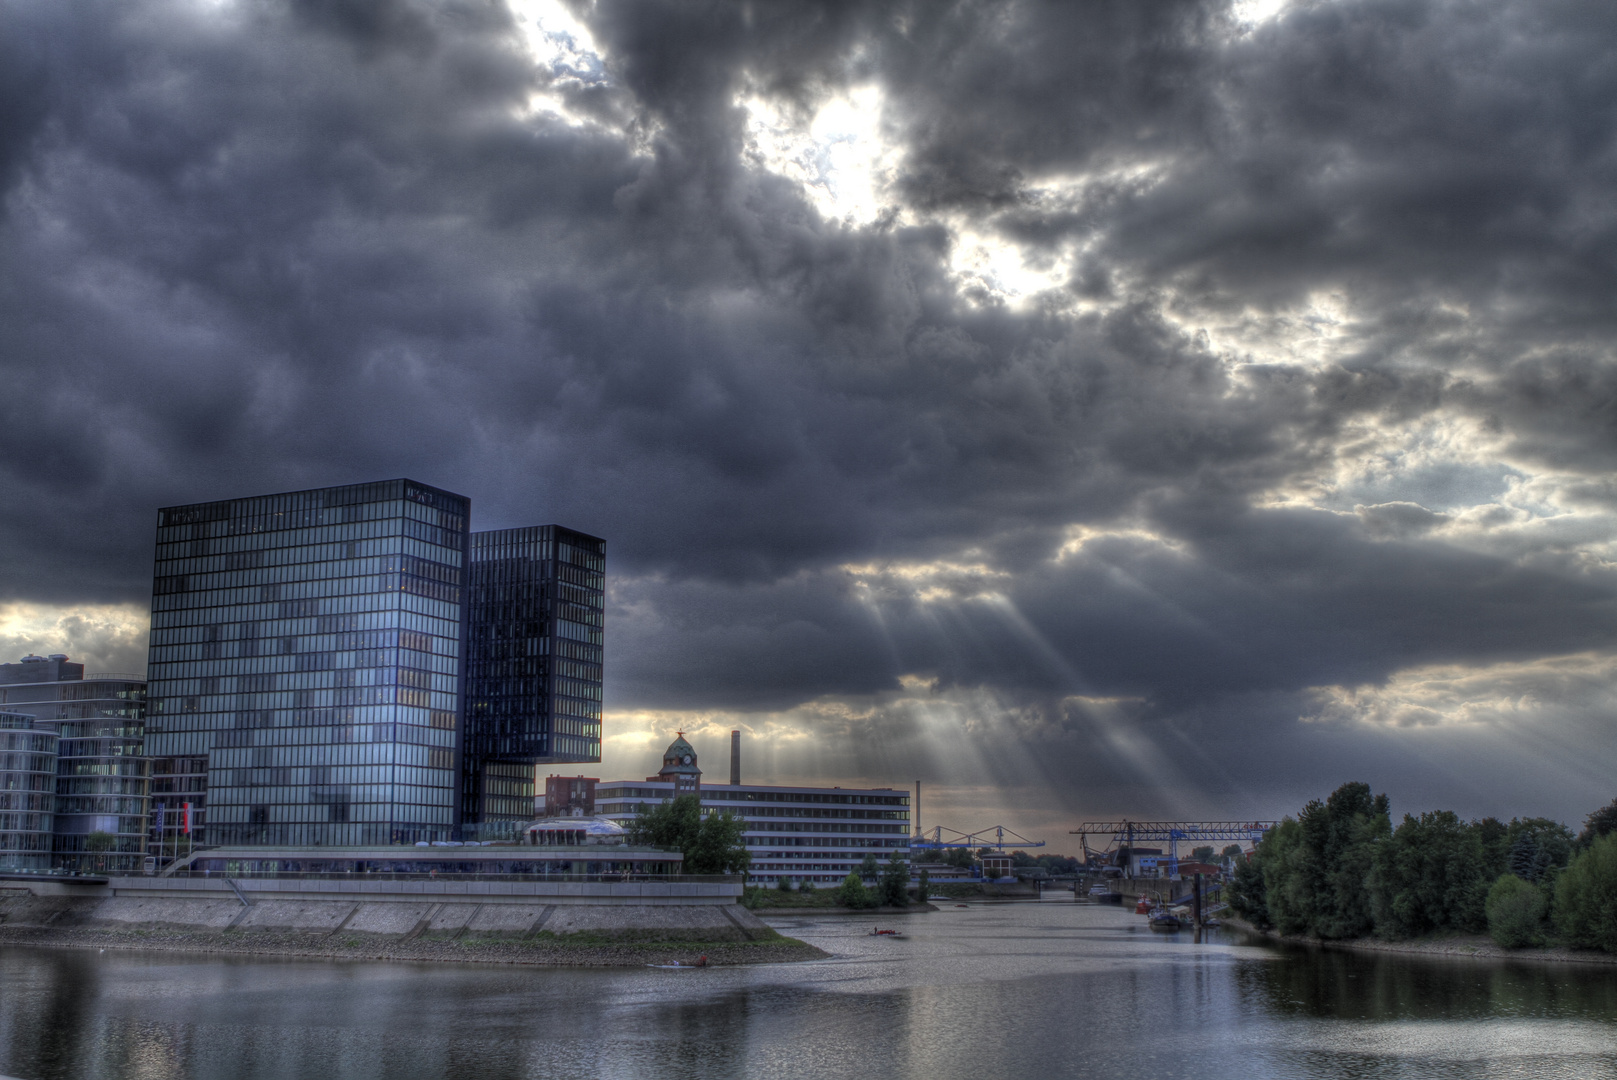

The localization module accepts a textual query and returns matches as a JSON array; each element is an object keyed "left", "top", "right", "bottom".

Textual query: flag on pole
[
  {"left": 183, "top": 802, "right": 192, "bottom": 834},
  {"left": 154, "top": 804, "right": 165, "bottom": 832}
]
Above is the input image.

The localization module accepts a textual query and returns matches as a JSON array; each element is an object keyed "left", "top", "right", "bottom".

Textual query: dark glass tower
[
  {"left": 144, "top": 480, "right": 470, "bottom": 846},
  {"left": 462, "top": 526, "right": 604, "bottom": 826}
]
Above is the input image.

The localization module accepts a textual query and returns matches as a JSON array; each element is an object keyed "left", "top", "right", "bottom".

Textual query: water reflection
[
  {"left": 1245, "top": 940, "right": 1617, "bottom": 1022},
  {"left": 0, "top": 900, "right": 1613, "bottom": 1080}
]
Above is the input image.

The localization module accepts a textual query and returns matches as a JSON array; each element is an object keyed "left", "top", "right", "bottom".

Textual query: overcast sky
[{"left": 4, "top": 0, "right": 1616, "bottom": 844}]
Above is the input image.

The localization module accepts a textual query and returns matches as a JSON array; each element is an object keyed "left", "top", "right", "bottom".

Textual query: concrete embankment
[
  {"left": 0, "top": 880, "right": 826, "bottom": 967},
  {"left": 1223, "top": 916, "right": 1617, "bottom": 967}
]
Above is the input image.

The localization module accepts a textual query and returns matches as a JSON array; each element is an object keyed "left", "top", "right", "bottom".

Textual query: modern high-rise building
[
  {"left": 0, "top": 654, "right": 150, "bottom": 871},
  {"left": 463, "top": 526, "right": 604, "bottom": 827},
  {"left": 144, "top": 480, "right": 472, "bottom": 846},
  {"left": 141, "top": 479, "right": 603, "bottom": 848},
  {"left": 0, "top": 710, "right": 59, "bottom": 871}
]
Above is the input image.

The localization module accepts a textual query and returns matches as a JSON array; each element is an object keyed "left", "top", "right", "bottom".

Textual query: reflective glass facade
[
  {"left": 0, "top": 710, "right": 58, "bottom": 871},
  {"left": 144, "top": 480, "right": 470, "bottom": 846},
  {"left": 0, "top": 658, "right": 150, "bottom": 872},
  {"left": 463, "top": 526, "right": 604, "bottom": 824}
]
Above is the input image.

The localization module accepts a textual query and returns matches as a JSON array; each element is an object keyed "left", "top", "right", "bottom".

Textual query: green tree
[
  {"left": 776, "top": 875, "right": 794, "bottom": 892},
  {"left": 879, "top": 852, "right": 909, "bottom": 907},
  {"left": 1228, "top": 846, "right": 1269, "bottom": 928},
  {"left": 1221, "top": 845, "right": 1244, "bottom": 861},
  {"left": 917, "top": 866, "right": 931, "bottom": 900},
  {"left": 798, "top": 879, "right": 815, "bottom": 895},
  {"left": 837, "top": 871, "right": 876, "bottom": 909},
  {"left": 625, "top": 794, "right": 750, "bottom": 875},
  {"left": 1554, "top": 832, "right": 1617, "bottom": 952},
  {"left": 1190, "top": 846, "right": 1216, "bottom": 864},
  {"left": 1475, "top": 817, "right": 1509, "bottom": 882},
  {"left": 1485, "top": 874, "right": 1548, "bottom": 948},
  {"left": 1576, "top": 798, "right": 1617, "bottom": 850},
  {"left": 859, "top": 852, "right": 881, "bottom": 881},
  {"left": 1505, "top": 818, "right": 1574, "bottom": 884},
  {"left": 1254, "top": 782, "right": 1391, "bottom": 939},
  {"left": 1370, "top": 810, "right": 1490, "bottom": 938},
  {"left": 626, "top": 793, "right": 700, "bottom": 849},
  {"left": 935, "top": 846, "right": 974, "bottom": 870}
]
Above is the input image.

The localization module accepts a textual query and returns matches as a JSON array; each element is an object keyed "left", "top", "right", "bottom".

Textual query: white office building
[{"left": 594, "top": 734, "right": 910, "bottom": 885}]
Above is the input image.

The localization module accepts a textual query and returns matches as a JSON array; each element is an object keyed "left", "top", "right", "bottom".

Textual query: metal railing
[
  {"left": 154, "top": 870, "right": 743, "bottom": 885},
  {"left": 84, "top": 673, "right": 146, "bottom": 683}
]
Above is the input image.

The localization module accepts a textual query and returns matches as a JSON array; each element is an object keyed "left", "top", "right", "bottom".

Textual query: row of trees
[{"left": 1229, "top": 782, "right": 1617, "bottom": 951}]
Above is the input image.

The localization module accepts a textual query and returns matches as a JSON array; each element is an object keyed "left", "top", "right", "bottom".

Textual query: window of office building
[{"left": 144, "top": 479, "right": 470, "bottom": 846}]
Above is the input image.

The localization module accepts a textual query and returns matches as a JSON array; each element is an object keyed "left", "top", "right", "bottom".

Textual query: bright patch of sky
[
  {"left": 741, "top": 84, "right": 899, "bottom": 226},
  {"left": 1231, "top": 0, "right": 1295, "bottom": 27},
  {"left": 507, "top": 0, "right": 611, "bottom": 127},
  {"left": 742, "top": 89, "right": 1167, "bottom": 306}
]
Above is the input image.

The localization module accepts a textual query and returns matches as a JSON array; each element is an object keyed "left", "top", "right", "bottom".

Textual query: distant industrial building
[
  {"left": 596, "top": 734, "right": 910, "bottom": 886},
  {"left": 0, "top": 655, "right": 150, "bottom": 872},
  {"left": 543, "top": 775, "right": 598, "bottom": 818}
]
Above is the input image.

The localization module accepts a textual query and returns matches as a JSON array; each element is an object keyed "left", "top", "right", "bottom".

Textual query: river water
[{"left": 1, "top": 897, "right": 1614, "bottom": 1080}]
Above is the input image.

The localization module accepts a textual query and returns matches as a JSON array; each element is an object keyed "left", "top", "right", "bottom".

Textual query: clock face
[{"left": 682, "top": 754, "right": 692, "bottom": 765}]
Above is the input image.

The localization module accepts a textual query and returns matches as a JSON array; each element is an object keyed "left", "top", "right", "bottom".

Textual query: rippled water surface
[{"left": 2, "top": 897, "right": 1615, "bottom": 1079}]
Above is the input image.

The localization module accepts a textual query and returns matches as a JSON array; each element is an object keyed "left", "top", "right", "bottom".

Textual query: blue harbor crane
[{"left": 1071, "top": 820, "right": 1277, "bottom": 879}]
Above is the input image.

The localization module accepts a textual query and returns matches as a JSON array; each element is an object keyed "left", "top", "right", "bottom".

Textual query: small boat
[
  {"left": 955, "top": 903, "right": 969, "bottom": 908},
  {"left": 1148, "top": 910, "right": 1182, "bottom": 932},
  {"left": 869, "top": 928, "right": 903, "bottom": 937},
  {"left": 1135, "top": 897, "right": 1153, "bottom": 915},
  {"left": 647, "top": 955, "right": 709, "bottom": 968}
]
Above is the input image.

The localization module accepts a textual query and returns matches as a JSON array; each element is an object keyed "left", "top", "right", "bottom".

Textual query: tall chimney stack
[
  {"left": 730, "top": 730, "right": 741, "bottom": 787},
  {"left": 914, "top": 781, "right": 921, "bottom": 839}
]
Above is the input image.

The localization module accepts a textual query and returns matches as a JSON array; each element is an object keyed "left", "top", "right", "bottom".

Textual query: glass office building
[
  {"left": 144, "top": 480, "right": 470, "bottom": 846},
  {"left": 463, "top": 526, "right": 604, "bottom": 826},
  {"left": 0, "top": 655, "right": 150, "bottom": 872},
  {"left": 0, "top": 710, "right": 59, "bottom": 871}
]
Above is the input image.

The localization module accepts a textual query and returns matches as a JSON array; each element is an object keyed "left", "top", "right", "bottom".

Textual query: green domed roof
[{"left": 660, "top": 733, "right": 701, "bottom": 775}]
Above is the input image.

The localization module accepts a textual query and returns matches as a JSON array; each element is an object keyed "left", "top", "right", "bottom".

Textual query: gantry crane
[{"left": 1071, "top": 820, "right": 1276, "bottom": 878}]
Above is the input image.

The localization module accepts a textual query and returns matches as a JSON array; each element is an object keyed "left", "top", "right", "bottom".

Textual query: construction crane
[
  {"left": 911, "top": 824, "right": 1045, "bottom": 851},
  {"left": 1071, "top": 820, "right": 1276, "bottom": 879}
]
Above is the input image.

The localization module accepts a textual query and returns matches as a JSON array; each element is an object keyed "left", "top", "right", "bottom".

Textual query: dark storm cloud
[{"left": 4, "top": 0, "right": 1617, "bottom": 818}]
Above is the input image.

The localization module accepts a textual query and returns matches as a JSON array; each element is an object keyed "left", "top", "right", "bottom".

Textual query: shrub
[
  {"left": 1485, "top": 874, "right": 1547, "bottom": 948},
  {"left": 838, "top": 872, "right": 876, "bottom": 909},
  {"left": 798, "top": 879, "right": 815, "bottom": 895},
  {"left": 776, "top": 876, "right": 794, "bottom": 892},
  {"left": 1554, "top": 832, "right": 1617, "bottom": 952}
]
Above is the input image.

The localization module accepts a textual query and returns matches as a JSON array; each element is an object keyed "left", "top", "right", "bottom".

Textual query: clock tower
[{"left": 651, "top": 732, "right": 702, "bottom": 795}]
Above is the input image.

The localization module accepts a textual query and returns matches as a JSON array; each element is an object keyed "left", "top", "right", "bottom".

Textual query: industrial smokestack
[
  {"left": 914, "top": 781, "right": 921, "bottom": 839},
  {"left": 730, "top": 730, "right": 741, "bottom": 787}
]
